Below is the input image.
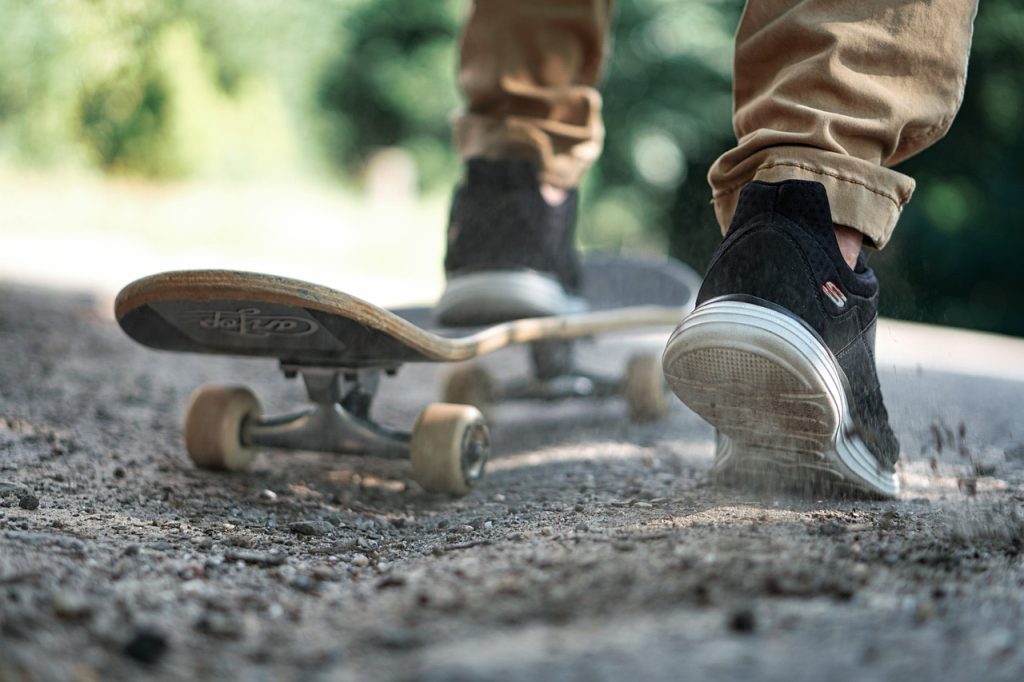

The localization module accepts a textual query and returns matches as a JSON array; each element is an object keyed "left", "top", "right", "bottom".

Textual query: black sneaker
[
  {"left": 662, "top": 180, "right": 900, "bottom": 498},
  {"left": 435, "top": 158, "right": 586, "bottom": 326}
]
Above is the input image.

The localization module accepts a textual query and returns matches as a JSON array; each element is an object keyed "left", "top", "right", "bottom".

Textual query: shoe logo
[
  {"left": 181, "top": 308, "right": 320, "bottom": 337},
  {"left": 821, "top": 281, "right": 847, "bottom": 308}
]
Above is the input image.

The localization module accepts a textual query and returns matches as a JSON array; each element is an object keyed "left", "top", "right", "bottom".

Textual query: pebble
[
  {"left": 729, "top": 607, "right": 757, "bottom": 633},
  {"left": 259, "top": 490, "right": 278, "bottom": 502},
  {"left": 51, "top": 591, "right": 93, "bottom": 622},
  {"left": 289, "top": 520, "right": 332, "bottom": 537},
  {"left": 123, "top": 628, "right": 168, "bottom": 665},
  {"left": 195, "top": 612, "right": 243, "bottom": 639},
  {"left": 190, "top": 536, "right": 213, "bottom": 549},
  {"left": 313, "top": 565, "right": 338, "bottom": 581},
  {"left": 18, "top": 494, "right": 39, "bottom": 511},
  {"left": 289, "top": 575, "right": 318, "bottom": 593},
  {"left": 224, "top": 549, "right": 287, "bottom": 567},
  {"left": 349, "top": 553, "right": 370, "bottom": 568}
]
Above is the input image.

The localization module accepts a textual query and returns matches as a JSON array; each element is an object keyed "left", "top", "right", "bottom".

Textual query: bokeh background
[{"left": 1, "top": 0, "right": 1021, "bottom": 334}]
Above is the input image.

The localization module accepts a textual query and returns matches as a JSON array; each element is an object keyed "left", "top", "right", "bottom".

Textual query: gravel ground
[{"left": 1, "top": 282, "right": 1023, "bottom": 681}]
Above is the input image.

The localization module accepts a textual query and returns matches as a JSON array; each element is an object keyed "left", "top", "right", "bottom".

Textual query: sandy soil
[{"left": 1, "top": 282, "right": 1023, "bottom": 681}]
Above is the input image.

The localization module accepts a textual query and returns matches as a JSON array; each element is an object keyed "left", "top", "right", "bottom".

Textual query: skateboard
[{"left": 115, "top": 256, "right": 700, "bottom": 495}]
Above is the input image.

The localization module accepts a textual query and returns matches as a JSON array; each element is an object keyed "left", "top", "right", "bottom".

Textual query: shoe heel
[
  {"left": 663, "top": 299, "right": 841, "bottom": 450},
  {"left": 662, "top": 298, "right": 898, "bottom": 497}
]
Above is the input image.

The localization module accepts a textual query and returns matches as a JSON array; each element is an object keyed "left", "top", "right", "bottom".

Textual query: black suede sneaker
[
  {"left": 435, "top": 158, "right": 586, "bottom": 326},
  {"left": 662, "top": 180, "right": 900, "bottom": 498}
]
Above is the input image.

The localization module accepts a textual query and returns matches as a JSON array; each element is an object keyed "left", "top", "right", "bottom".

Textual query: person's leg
[
  {"left": 437, "top": 0, "right": 614, "bottom": 325},
  {"left": 710, "top": 0, "right": 978, "bottom": 250},
  {"left": 664, "top": 0, "right": 978, "bottom": 497}
]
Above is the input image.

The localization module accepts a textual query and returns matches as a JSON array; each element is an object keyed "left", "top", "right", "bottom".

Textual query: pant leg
[
  {"left": 709, "top": 0, "right": 978, "bottom": 248},
  {"left": 453, "top": 0, "right": 614, "bottom": 189}
]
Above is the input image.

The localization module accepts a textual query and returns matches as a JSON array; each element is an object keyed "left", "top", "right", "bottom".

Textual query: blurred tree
[
  {"left": 317, "top": 0, "right": 462, "bottom": 187},
  {"left": 0, "top": 0, "right": 340, "bottom": 178}
]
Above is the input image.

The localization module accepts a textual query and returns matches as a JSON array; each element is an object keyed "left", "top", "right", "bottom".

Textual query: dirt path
[{"left": 2, "top": 283, "right": 1023, "bottom": 681}]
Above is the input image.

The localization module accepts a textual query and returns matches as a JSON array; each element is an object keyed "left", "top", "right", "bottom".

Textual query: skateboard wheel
[
  {"left": 622, "top": 353, "right": 668, "bottom": 423},
  {"left": 441, "top": 364, "right": 495, "bottom": 417},
  {"left": 183, "top": 385, "right": 262, "bottom": 470},
  {"left": 410, "top": 403, "right": 489, "bottom": 495}
]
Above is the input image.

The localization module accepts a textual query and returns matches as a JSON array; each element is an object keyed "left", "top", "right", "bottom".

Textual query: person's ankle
[
  {"left": 834, "top": 225, "right": 863, "bottom": 270},
  {"left": 540, "top": 183, "right": 569, "bottom": 207}
]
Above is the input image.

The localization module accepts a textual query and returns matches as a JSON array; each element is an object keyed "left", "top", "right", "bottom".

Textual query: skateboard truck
[
  {"left": 443, "top": 339, "right": 669, "bottom": 423},
  {"left": 182, "top": 365, "right": 490, "bottom": 495},
  {"left": 244, "top": 367, "right": 409, "bottom": 458}
]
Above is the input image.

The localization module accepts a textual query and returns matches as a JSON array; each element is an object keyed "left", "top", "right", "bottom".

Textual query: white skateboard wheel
[
  {"left": 183, "top": 384, "right": 261, "bottom": 470},
  {"left": 410, "top": 403, "right": 489, "bottom": 495},
  {"left": 441, "top": 364, "right": 496, "bottom": 417},
  {"left": 622, "top": 353, "right": 668, "bottom": 423}
]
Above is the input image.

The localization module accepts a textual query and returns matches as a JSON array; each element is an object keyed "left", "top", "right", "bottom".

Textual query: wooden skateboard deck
[{"left": 115, "top": 256, "right": 699, "bottom": 369}]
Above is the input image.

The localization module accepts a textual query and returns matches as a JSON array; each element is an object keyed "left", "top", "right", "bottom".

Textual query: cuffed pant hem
[
  {"left": 710, "top": 149, "right": 916, "bottom": 249},
  {"left": 453, "top": 113, "right": 602, "bottom": 189}
]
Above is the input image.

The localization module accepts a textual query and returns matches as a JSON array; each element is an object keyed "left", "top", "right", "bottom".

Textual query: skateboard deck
[
  {"left": 115, "top": 255, "right": 700, "bottom": 495},
  {"left": 115, "top": 256, "right": 698, "bottom": 368}
]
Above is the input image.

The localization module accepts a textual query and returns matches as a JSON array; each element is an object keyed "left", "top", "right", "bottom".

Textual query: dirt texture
[{"left": 2, "top": 283, "right": 1023, "bottom": 681}]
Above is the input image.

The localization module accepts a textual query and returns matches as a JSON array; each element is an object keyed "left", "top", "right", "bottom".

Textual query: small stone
[
  {"left": 289, "top": 520, "right": 332, "bottom": 537},
  {"left": 574, "top": 522, "right": 589, "bottom": 532},
  {"left": 18, "top": 494, "right": 39, "bottom": 511},
  {"left": 289, "top": 575, "right": 318, "bottom": 593},
  {"left": 113, "top": 467, "right": 126, "bottom": 479},
  {"left": 190, "top": 536, "right": 213, "bottom": 549},
  {"left": 195, "top": 612, "right": 243, "bottom": 639},
  {"left": 224, "top": 550, "right": 287, "bottom": 567},
  {"left": 349, "top": 553, "right": 370, "bottom": 568},
  {"left": 729, "top": 607, "right": 757, "bottom": 633},
  {"left": 376, "top": 574, "right": 407, "bottom": 590},
  {"left": 123, "top": 629, "right": 168, "bottom": 665},
  {"left": 313, "top": 565, "right": 338, "bottom": 581},
  {"left": 259, "top": 489, "right": 278, "bottom": 502},
  {"left": 51, "top": 592, "right": 93, "bottom": 622}
]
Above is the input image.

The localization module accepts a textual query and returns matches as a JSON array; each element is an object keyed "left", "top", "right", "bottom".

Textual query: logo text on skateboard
[{"left": 182, "top": 308, "right": 320, "bottom": 337}]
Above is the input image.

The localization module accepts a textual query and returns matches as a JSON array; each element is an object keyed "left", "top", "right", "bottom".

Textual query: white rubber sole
[
  {"left": 435, "top": 271, "right": 586, "bottom": 326},
  {"left": 662, "top": 299, "right": 899, "bottom": 498}
]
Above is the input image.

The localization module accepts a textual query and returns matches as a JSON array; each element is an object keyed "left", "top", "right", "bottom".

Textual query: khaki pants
[{"left": 454, "top": 0, "right": 978, "bottom": 248}]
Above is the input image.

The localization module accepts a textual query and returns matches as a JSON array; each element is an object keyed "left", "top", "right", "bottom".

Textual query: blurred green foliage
[
  {"left": 317, "top": 0, "right": 462, "bottom": 185},
  {"left": 0, "top": 0, "right": 1021, "bottom": 335},
  {"left": 0, "top": 0, "right": 343, "bottom": 177}
]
